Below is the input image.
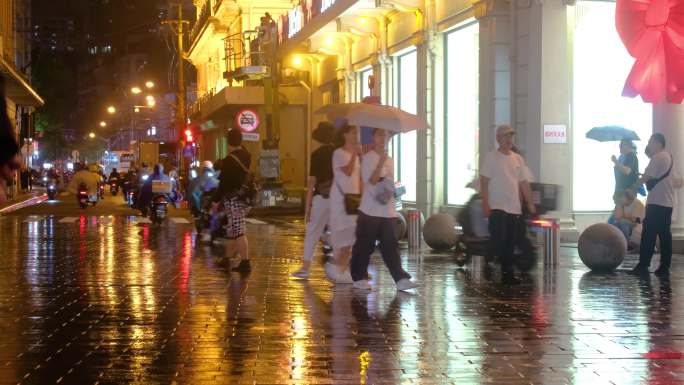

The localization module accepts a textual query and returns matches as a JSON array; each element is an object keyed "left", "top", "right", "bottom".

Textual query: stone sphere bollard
[
  {"left": 423, "top": 213, "right": 459, "bottom": 250},
  {"left": 578, "top": 223, "right": 626, "bottom": 272}
]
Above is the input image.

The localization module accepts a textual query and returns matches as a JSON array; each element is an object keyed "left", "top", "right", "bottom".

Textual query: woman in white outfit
[{"left": 326, "top": 124, "right": 361, "bottom": 284}]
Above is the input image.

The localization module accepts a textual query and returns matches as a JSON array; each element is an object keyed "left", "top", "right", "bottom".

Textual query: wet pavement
[{"left": 0, "top": 198, "right": 682, "bottom": 384}]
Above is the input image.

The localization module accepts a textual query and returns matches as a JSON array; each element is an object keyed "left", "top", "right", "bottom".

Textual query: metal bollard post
[
  {"left": 529, "top": 218, "right": 560, "bottom": 266},
  {"left": 541, "top": 218, "right": 560, "bottom": 266},
  {"left": 407, "top": 209, "right": 422, "bottom": 249}
]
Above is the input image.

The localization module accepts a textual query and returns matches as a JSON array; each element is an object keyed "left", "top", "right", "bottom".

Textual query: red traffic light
[{"left": 184, "top": 128, "right": 194, "bottom": 143}]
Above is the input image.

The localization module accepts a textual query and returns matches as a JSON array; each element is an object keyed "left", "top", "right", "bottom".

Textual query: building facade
[
  {"left": 186, "top": 0, "right": 684, "bottom": 242},
  {"left": 1, "top": 0, "right": 44, "bottom": 199}
]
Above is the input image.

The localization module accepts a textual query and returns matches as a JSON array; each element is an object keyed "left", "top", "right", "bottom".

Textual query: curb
[{"left": 0, "top": 194, "right": 47, "bottom": 215}]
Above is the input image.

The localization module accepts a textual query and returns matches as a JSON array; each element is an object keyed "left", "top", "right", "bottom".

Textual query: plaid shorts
[{"left": 223, "top": 197, "right": 248, "bottom": 240}]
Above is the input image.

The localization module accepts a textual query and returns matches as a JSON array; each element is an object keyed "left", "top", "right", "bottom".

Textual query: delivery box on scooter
[{"left": 151, "top": 180, "right": 173, "bottom": 194}]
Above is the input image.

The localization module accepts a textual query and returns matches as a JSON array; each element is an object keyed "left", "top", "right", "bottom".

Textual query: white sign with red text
[{"left": 543, "top": 124, "right": 567, "bottom": 144}]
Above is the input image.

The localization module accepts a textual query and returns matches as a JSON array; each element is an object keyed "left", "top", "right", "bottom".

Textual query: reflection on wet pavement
[{"left": 0, "top": 213, "right": 682, "bottom": 384}]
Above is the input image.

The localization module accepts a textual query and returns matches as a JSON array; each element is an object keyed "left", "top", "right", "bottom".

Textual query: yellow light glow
[
  {"left": 292, "top": 55, "right": 302, "bottom": 66},
  {"left": 107, "top": 106, "right": 116, "bottom": 114},
  {"left": 146, "top": 95, "right": 154, "bottom": 102},
  {"left": 89, "top": 132, "right": 96, "bottom": 139},
  {"left": 131, "top": 87, "right": 142, "bottom": 94},
  {"left": 325, "top": 36, "right": 334, "bottom": 47},
  {"left": 145, "top": 81, "right": 154, "bottom": 89},
  {"left": 359, "top": 17, "right": 367, "bottom": 24},
  {"left": 134, "top": 107, "right": 140, "bottom": 113},
  {"left": 147, "top": 99, "right": 156, "bottom": 107},
  {"left": 99, "top": 121, "right": 107, "bottom": 127}
]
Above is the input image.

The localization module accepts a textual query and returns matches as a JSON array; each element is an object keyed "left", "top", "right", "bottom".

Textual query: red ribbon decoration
[{"left": 616, "top": 0, "right": 684, "bottom": 103}]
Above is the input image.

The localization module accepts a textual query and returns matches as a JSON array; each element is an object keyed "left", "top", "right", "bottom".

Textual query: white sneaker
[
  {"left": 396, "top": 278, "right": 418, "bottom": 291},
  {"left": 335, "top": 269, "right": 354, "bottom": 284},
  {"left": 353, "top": 280, "right": 372, "bottom": 290},
  {"left": 324, "top": 262, "right": 337, "bottom": 281},
  {"left": 291, "top": 268, "right": 310, "bottom": 279}
]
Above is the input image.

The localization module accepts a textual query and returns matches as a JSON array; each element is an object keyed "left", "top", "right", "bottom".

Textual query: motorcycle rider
[
  {"left": 188, "top": 161, "right": 219, "bottom": 216},
  {"left": 67, "top": 163, "right": 100, "bottom": 198},
  {"left": 136, "top": 164, "right": 176, "bottom": 215},
  {"left": 108, "top": 168, "right": 121, "bottom": 183}
]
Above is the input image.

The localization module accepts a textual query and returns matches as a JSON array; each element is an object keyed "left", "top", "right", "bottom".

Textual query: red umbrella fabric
[{"left": 616, "top": 0, "right": 684, "bottom": 103}]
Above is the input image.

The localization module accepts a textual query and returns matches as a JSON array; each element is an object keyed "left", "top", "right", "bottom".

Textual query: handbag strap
[
  {"left": 652, "top": 153, "right": 673, "bottom": 187},
  {"left": 228, "top": 153, "right": 249, "bottom": 173}
]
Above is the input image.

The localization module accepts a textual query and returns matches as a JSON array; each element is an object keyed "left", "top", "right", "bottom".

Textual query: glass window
[
  {"left": 358, "top": 68, "right": 373, "bottom": 101},
  {"left": 395, "top": 50, "right": 418, "bottom": 202},
  {"left": 444, "top": 22, "right": 479, "bottom": 205},
  {"left": 572, "top": 1, "right": 652, "bottom": 211}
]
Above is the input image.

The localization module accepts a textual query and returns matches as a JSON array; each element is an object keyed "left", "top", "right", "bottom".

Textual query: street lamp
[
  {"left": 107, "top": 106, "right": 116, "bottom": 114},
  {"left": 131, "top": 87, "right": 142, "bottom": 94},
  {"left": 89, "top": 132, "right": 96, "bottom": 139},
  {"left": 146, "top": 98, "right": 156, "bottom": 107},
  {"left": 99, "top": 121, "right": 107, "bottom": 128},
  {"left": 145, "top": 81, "right": 154, "bottom": 89}
]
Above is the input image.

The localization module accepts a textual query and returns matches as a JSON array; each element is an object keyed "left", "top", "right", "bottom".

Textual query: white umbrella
[{"left": 314, "top": 103, "right": 429, "bottom": 133}]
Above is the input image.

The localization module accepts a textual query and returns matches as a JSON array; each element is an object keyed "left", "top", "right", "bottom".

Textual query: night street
[{"left": 0, "top": 199, "right": 680, "bottom": 384}]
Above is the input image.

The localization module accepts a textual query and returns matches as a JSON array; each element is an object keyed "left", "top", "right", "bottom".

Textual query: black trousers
[
  {"left": 639, "top": 204, "right": 673, "bottom": 269},
  {"left": 489, "top": 209, "right": 519, "bottom": 276},
  {"left": 350, "top": 212, "right": 411, "bottom": 282}
]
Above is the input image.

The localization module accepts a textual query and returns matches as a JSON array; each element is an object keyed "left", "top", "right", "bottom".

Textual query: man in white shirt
[
  {"left": 628, "top": 133, "right": 674, "bottom": 276},
  {"left": 349, "top": 128, "right": 418, "bottom": 292},
  {"left": 480, "top": 124, "right": 535, "bottom": 284}
]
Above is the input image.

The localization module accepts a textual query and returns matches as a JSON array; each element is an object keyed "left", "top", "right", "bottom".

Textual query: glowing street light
[
  {"left": 99, "top": 121, "right": 107, "bottom": 127},
  {"left": 107, "top": 106, "right": 116, "bottom": 114},
  {"left": 131, "top": 87, "right": 142, "bottom": 94},
  {"left": 292, "top": 55, "right": 302, "bottom": 66},
  {"left": 89, "top": 132, "right": 96, "bottom": 139},
  {"left": 134, "top": 107, "right": 140, "bottom": 113},
  {"left": 147, "top": 99, "right": 156, "bottom": 107},
  {"left": 145, "top": 81, "right": 154, "bottom": 89}
]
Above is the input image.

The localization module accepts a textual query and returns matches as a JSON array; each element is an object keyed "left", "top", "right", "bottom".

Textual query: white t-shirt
[
  {"left": 644, "top": 151, "right": 675, "bottom": 207},
  {"left": 480, "top": 150, "right": 529, "bottom": 215},
  {"left": 360, "top": 151, "right": 396, "bottom": 218},
  {"left": 331, "top": 148, "right": 360, "bottom": 196}
]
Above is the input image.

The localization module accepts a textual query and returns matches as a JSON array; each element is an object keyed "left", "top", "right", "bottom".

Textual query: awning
[{"left": 0, "top": 57, "right": 44, "bottom": 107}]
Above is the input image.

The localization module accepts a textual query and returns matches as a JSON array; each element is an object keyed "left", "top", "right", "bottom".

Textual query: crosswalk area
[{"left": 22, "top": 215, "right": 193, "bottom": 226}]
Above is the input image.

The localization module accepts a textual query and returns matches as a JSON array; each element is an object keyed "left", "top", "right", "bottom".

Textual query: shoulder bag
[
  {"left": 335, "top": 178, "right": 361, "bottom": 215},
  {"left": 229, "top": 153, "right": 260, "bottom": 206},
  {"left": 645, "top": 154, "right": 673, "bottom": 192}
]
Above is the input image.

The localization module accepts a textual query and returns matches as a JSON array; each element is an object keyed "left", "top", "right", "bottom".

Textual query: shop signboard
[
  {"left": 288, "top": 5, "right": 304, "bottom": 38},
  {"left": 321, "top": 0, "right": 337, "bottom": 13},
  {"left": 235, "top": 109, "right": 260, "bottom": 132},
  {"left": 543, "top": 124, "right": 567, "bottom": 144}
]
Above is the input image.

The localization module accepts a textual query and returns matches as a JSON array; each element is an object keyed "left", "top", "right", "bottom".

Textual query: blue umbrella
[{"left": 586, "top": 125, "right": 640, "bottom": 142}]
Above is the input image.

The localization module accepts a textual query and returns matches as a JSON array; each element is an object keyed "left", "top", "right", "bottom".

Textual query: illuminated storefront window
[
  {"left": 444, "top": 22, "right": 479, "bottom": 205},
  {"left": 572, "top": 1, "right": 652, "bottom": 211},
  {"left": 358, "top": 67, "right": 373, "bottom": 101},
  {"left": 393, "top": 49, "right": 418, "bottom": 202}
]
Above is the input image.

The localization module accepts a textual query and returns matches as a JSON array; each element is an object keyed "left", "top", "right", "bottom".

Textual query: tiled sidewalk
[{"left": 0, "top": 212, "right": 680, "bottom": 384}]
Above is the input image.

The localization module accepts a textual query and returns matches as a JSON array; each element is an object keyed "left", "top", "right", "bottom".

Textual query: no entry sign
[{"left": 235, "top": 109, "right": 260, "bottom": 132}]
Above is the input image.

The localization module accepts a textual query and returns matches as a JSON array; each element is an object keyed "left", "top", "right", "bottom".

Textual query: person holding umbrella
[
  {"left": 349, "top": 127, "right": 418, "bottom": 291},
  {"left": 612, "top": 139, "right": 640, "bottom": 195}
]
